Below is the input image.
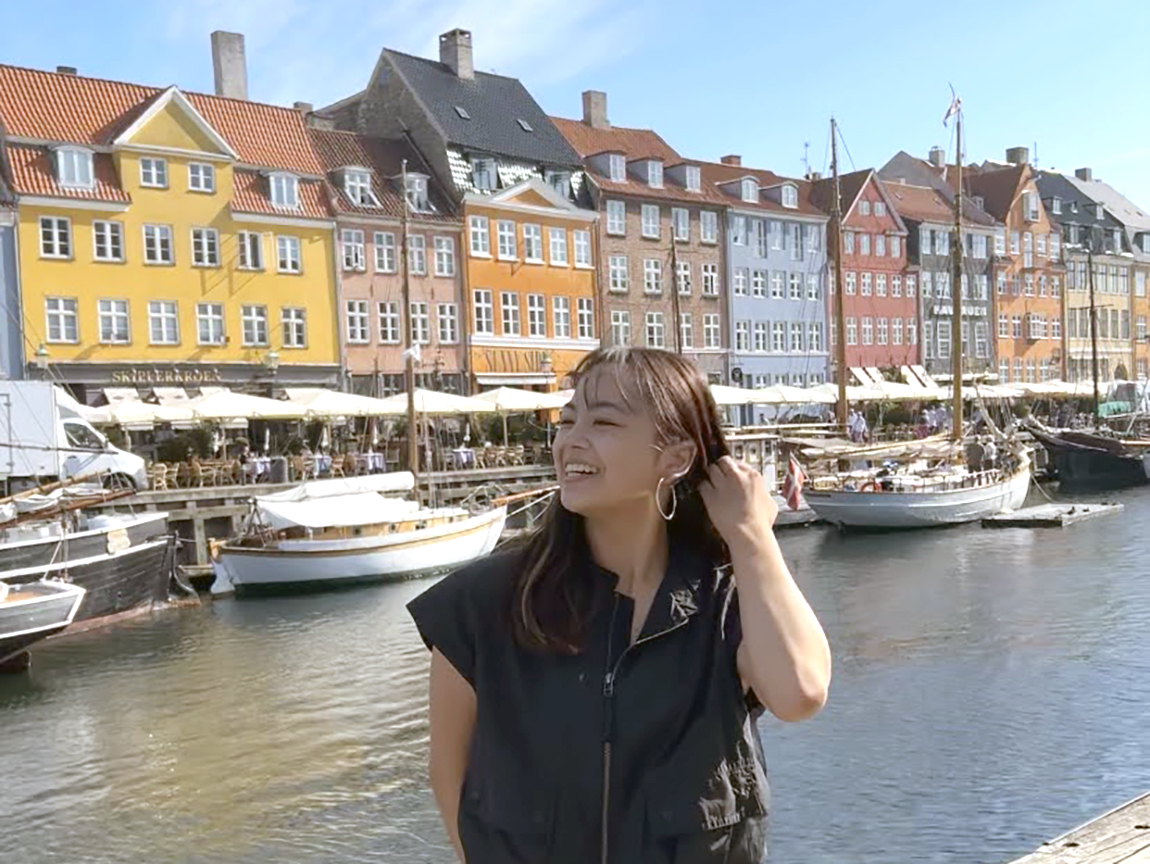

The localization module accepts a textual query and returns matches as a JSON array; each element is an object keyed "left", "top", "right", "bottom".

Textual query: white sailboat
[
  {"left": 804, "top": 108, "right": 1031, "bottom": 529},
  {"left": 211, "top": 473, "right": 507, "bottom": 595}
]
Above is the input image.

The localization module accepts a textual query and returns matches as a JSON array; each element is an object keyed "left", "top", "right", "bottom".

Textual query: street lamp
[
  {"left": 33, "top": 343, "right": 49, "bottom": 376},
  {"left": 263, "top": 349, "right": 280, "bottom": 373}
]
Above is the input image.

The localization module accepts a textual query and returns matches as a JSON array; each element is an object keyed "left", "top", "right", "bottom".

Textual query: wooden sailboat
[{"left": 803, "top": 109, "right": 1032, "bottom": 528}]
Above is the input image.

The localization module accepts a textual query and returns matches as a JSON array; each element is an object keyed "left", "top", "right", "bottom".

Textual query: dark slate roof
[
  {"left": 384, "top": 49, "right": 581, "bottom": 169},
  {"left": 879, "top": 151, "right": 996, "bottom": 226},
  {"left": 1034, "top": 170, "right": 1120, "bottom": 233}
]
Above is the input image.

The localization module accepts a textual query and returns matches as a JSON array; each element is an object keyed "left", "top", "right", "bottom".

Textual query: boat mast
[
  {"left": 670, "top": 230, "right": 683, "bottom": 354},
  {"left": 400, "top": 159, "right": 419, "bottom": 479},
  {"left": 951, "top": 111, "right": 964, "bottom": 441},
  {"left": 1087, "top": 242, "right": 1101, "bottom": 423},
  {"left": 830, "top": 117, "right": 848, "bottom": 428}
]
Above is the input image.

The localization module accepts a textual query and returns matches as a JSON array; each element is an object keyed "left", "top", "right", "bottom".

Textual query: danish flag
[{"left": 781, "top": 454, "right": 806, "bottom": 511}]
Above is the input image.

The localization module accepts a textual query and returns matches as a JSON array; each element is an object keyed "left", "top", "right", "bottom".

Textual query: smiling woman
[{"left": 407, "top": 346, "right": 831, "bottom": 864}]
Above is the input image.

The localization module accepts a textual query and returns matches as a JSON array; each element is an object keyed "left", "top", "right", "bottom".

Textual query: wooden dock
[
  {"left": 1007, "top": 791, "right": 1150, "bottom": 863},
  {"left": 982, "top": 502, "right": 1124, "bottom": 529}
]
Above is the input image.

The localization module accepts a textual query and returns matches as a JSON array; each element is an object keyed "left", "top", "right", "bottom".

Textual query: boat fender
[{"left": 859, "top": 480, "right": 879, "bottom": 493}]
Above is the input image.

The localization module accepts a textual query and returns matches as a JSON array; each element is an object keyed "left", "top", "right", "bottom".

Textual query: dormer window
[
  {"left": 972, "top": 195, "right": 985, "bottom": 210},
  {"left": 1096, "top": 204, "right": 1104, "bottom": 220},
  {"left": 55, "top": 146, "right": 94, "bottom": 189},
  {"left": 685, "top": 166, "right": 701, "bottom": 192},
  {"left": 608, "top": 154, "right": 626, "bottom": 182},
  {"left": 472, "top": 158, "right": 496, "bottom": 192},
  {"left": 647, "top": 161, "right": 663, "bottom": 189},
  {"left": 405, "top": 174, "right": 431, "bottom": 212},
  {"left": 741, "top": 179, "right": 757, "bottom": 203},
  {"left": 545, "top": 170, "right": 571, "bottom": 198},
  {"left": 343, "top": 168, "right": 376, "bottom": 205},
  {"left": 781, "top": 184, "right": 798, "bottom": 209},
  {"left": 1113, "top": 229, "right": 1122, "bottom": 251},
  {"left": 1052, "top": 196, "right": 1062, "bottom": 215},
  {"left": 269, "top": 173, "right": 299, "bottom": 209},
  {"left": 859, "top": 200, "right": 871, "bottom": 216},
  {"left": 1143, "top": 234, "right": 1150, "bottom": 254}
]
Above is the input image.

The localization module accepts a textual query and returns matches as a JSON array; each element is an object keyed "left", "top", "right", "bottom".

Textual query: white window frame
[
  {"left": 672, "top": 208, "right": 689, "bottom": 241},
  {"left": 148, "top": 300, "right": 180, "bottom": 346},
  {"left": 701, "top": 211, "right": 718, "bottom": 244},
  {"left": 789, "top": 321, "right": 804, "bottom": 352},
  {"left": 282, "top": 307, "right": 307, "bottom": 348},
  {"left": 346, "top": 300, "right": 370, "bottom": 344},
  {"left": 643, "top": 258, "right": 663, "bottom": 295},
  {"left": 685, "top": 166, "right": 701, "bottom": 192},
  {"left": 139, "top": 157, "right": 168, "bottom": 189},
  {"left": 861, "top": 317, "right": 873, "bottom": 346},
  {"left": 608, "top": 255, "right": 629, "bottom": 293},
  {"left": 702, "top": 263, "right": 719, "bottom": 296},
  {"left": 342, "top": 229, "right": 366, "bottom": 272},
  {"left": 469, "top": 216, "right": 491, "bottom": 256},
  {"left": 645, "top": 312, "right": 665, "bottom": 348},
  {"left": 500, "top": 291, "right": 521, "bottom": 336},
  {"left": 188, "top": 162, "right": 215, "bottom": 193},
  {"left": 527, "top": 293, "right": 547, "bottom": 338},
  {"left": 641, "top": 204, "right": 660, "bottom": 239},
  {"left": 437, "top": 303, "right": 459, "bottom": 344},
  {"left": 647, "top": 161, "right": 663, "bottom": 188},
  {"left": 608, "top": 154, "right": 626, "bottom": 182},
  {"left": 473, "top": 289, "right": 494, "bottom": 335},
  {"left": 241, "top": 304, "right": 269, "bottom": 347},
  {"left": 191, "top": 227, "right": 220, "bottom": 268},
  {"left": 677, "top": 261, "right": 691, "bottom": 296},
  {"left": 548, "top": 227, "right": 568, "bottom": 265},
  {"left": 97, "top": 298, "right": 130, "bottom": 344},
  {"left": 741, "top": 179, "right": 757, "bottom": 203},
  {"left": 407, "top": 234, "right": 427, "bottom": 275},
  {"left": 410, "top": 301, "right": 430, "bottom": 344},
  {"left": 277, "top": 235, "right": 302, "bottom": 274},
  {"left": 578, "top": 298, "right": 594, "bottom": 340},
  {"left": 679, "top": 312, "right": 693, "bottom": 349},
  {"left": 522, "top": 225, "right": 543, "bottom": 263},
  {"left": 471, "top": 157, "right": 496, "bottom": 192},
  {"left": 374, "top": 232, "right": 397, "bottom": 273},
  {"left": 611, "top": 310, "right": 631, "bottom": 346},
  {"left": 270, "top": 172, "right": 300, "bottom": 209},
  {"left": 434, "top": 236, "right": 456, "bottom": 277},
  {"left": 552, "top": 296, "right": 571, "bottom": 338},
  {"left": 574, "top": 230, "right": 592, "bottom": 267},
  {"left": 55, "top": 146, "right": 93, "bottom": 189},
  {"left": 238, "top": 231, "right": 263, "bottom": 270},
  {"left": 378, "top": 301, "right": 401, "bottom": 345},
  {"left": 781, "top": 185, "right": 798, "bottom": 208},
  {"left": 143, "top": 224, "right": 174, "bottom": 265},
  {"left": 751, "top": 270, "right": 766, "bottom": 298},
  {"left": 92, "top": 220, "right": 123, "bottom": 262},
  {"left": 39, "top": 216, "right": 71, "bottom": 259},
  {"left": 703, "top": 314, "right": 720, "bottom": 349},
  {"left": 606, "top": 200, "right": 626, "bottom": 236},
  {"left": 735, "top": 321, "right": 750, "bottom": 352},
  {"left": 496, "top": 220, "right": 517, "bottom": 260},
  {"left": 196, "top": 302, "right": 225, "bottom": 346}
]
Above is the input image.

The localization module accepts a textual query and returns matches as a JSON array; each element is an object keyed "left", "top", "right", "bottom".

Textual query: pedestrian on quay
[{"left": 408, "top": 346, "right": 831, "bottom": 864}]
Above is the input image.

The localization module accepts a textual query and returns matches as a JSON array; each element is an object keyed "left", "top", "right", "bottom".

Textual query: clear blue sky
[{"left": 7, "top": 0, "right": 1150, "bottom": 205}]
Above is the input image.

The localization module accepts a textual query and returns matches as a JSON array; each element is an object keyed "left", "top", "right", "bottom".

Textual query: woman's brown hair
[{"left": 509, "top": 347, "right": 731, "bottom": 653}]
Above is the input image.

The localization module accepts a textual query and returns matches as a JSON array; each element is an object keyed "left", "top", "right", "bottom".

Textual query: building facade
[
  {"left": 813, "top": 169, "right": 913, "bottom": 375},
  {"left": 309, "top": 128, "right": 465, "bottom": 394},
  {"left": 965, "top": 151, "right": 1064, "bottom": 384},
  {"left": 0, "top": 190, "right": 21, "bottom": 379},
  {"left": 880, "top": 151, "right": 999, "bottom": 380},
  {"left": 1036, "top": 168, "right": 1131, "bottom": 383},
  {"left": 0, "top": 50, "right": 341, "bottom": 401},
  {"left": 319, "top": 28, "right": 594, "bottom": 390},
  {"left": 552, "top": 93, "right": 728, "bottom": 382},
  {"left": 701, "top": 157, "right": 828, "bottom": 390}
]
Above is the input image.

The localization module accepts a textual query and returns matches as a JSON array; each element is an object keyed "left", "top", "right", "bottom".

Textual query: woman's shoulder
[{"left": 409, "top": 546, "right": 525, "bottom": 620}]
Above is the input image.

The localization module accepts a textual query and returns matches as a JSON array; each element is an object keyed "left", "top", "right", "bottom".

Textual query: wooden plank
[
  {"left": 982, "top": 502, "right": 1124, "bottom": 529},
  {"left": 1008, "top": 792, "right": 1150, "bottom": 863}
]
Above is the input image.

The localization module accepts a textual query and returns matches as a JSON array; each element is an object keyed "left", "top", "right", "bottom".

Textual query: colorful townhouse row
[{"left": 1, "top": 28, "right": 1149, "bottom": 406}]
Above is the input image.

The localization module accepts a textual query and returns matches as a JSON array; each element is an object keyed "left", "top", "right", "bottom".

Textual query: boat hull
[
  {"left": 1025, "top": 424, "right": 1149, "bottom": 491},
  {"left": 0, "top": 582, "right": 86, "bottom": 665},
  {"left": 804, "top": 467, "right": 1031, "bottom": 528},
  {"left": 2, "top": 538, "right": 174, "bottom": 624},
  {"left": 215, "top": 506, "right": 508, "bottom": 595},
  {"left": 0, "top": 512, "right": 169, "bottom": 574}
]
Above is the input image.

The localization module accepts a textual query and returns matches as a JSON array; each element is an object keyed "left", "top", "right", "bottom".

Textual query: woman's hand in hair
[{"left": 698, "top": 456, "right": 778, "bottom": 549}]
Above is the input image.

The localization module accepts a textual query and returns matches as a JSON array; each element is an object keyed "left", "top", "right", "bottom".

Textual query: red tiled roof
[
  {"left": 699, "top": 161, "right": 825, "bottom": 217},
  {"left": 231, "top": 170, "right": 330, "bottom": 220},
  {"left": 880, "top": 180, "right": 954, "bottom": 223},
  {"left": 549, "top": 116, "right": 680, "bottom": 162},
  {"left": 810, "top": 168, "right": 870, "bottom": 219},
  {"left": 0, "top": 64, "right": 322, "bottom": 175},
  {"left": 960, "top": 164, "right": 1026, "bottom": 222},
  {"left": 308, "top": 128, "right": 456, "bottom": 223},
  {"left": 550, "top": 116, "right": 728, "bottom": 205},
  {"left": 5, "top": 143, "right": 131, "bottom": 203}
]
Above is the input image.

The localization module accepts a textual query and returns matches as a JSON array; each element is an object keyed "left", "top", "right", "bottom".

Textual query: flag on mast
[
  {"left": 781, "top": 453, "right": 807, "bottom": 511},
  {"left": 943, "top": 85, "right": 961, "bottom": 127}
]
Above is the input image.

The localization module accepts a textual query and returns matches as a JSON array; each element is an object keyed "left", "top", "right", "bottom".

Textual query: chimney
[
  {"left": 582, "top": 90, "right": 609, "bottom": 129},
  {"left": 56, "top": 65, "right": 77, "bottom": 76},
  {"left": 1005, "top": 146, "right": 1030, "bottom": 166},
  {"left": 720, "top": 154, "right": 741, "bottom": 166},
  {"left": 293, "top": 101, "right": 313, "bottom": 116},
  {"left": 928, "top": 146, "right": 945, "bottom": 168},
  {"left": 1075, "top": 167, "right": 1093, "bottom": 182},
  {"left": 439, "top": 29, "right": 474, "bottom": 80},
  {"left": 211, "top": 31, "right": 248, "bottom": 100},
  {"left": 807, "top": 171, "right": 822, "bottom": 182}
]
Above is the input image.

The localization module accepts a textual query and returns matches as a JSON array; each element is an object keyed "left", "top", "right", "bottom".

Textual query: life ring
[{"left": 859, "top": 480, "right": 879, "bottom": 493}]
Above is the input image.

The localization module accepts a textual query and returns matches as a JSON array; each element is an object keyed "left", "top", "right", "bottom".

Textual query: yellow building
[
  {"left": 0, "top": 64, "right": 340, "bottom": 398},
  {"left": 465, "top": 180, "right": 599, "bottom": 389}
]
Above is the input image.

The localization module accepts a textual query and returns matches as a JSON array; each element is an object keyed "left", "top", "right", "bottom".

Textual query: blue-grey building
[
  {"left": 0, "top": 170, "right": 22, "bottom": 380},
  {"left": 701, "top": 158, "right": 828, "bottom": 398}
]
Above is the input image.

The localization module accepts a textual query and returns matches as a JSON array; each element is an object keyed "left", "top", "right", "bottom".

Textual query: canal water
[{"left": 2, "top": 488, "right": 1149, "bottom": 864}]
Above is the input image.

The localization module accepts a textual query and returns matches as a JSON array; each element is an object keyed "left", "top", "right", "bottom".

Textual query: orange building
[{"left": 464, "top": 180, "right": 599, "bottom": 388}]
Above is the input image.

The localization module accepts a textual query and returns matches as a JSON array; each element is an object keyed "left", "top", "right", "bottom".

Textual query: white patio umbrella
[
  {"left": 378, "top": 389, "right": 496, "bottom": 415},
  {"left": 107, "top": 399, "right": 194, "bottom": 429},
  {"left": 709, "top": 384, "right": 766, "bottom": 406},
  {"left": 284, "top": 387, "right": 403, "bottom": 418},
  {"left": 475, "top": 387, "right": 572, "bottom": 445},
  {"left": 189, "top": 390, "right": 309, "bottom": 422}
]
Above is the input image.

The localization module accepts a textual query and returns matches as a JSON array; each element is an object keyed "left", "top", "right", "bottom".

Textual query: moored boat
[
  {"left": 0, "top": 580, "right": 86, "bottom": 669},
  {"left": 212, "top": 473, "right": 507, "bottom": 595},
  {"left": 1024, "top": 419, "right": 1150, "bottom": 491}
]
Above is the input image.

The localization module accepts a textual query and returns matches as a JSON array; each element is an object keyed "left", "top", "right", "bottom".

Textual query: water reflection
[{"left": 2, "top": 490, "right": 1148, "bottom": 864}]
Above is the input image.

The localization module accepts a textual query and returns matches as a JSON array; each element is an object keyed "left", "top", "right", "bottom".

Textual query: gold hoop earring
[{"left": 656, "top": 477, "right": 677, "bottom": 521}]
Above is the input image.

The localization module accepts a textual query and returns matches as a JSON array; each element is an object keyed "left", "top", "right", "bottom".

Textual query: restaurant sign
[{"left": 110, "top": 366, "right": 225, "bottom": 385}]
